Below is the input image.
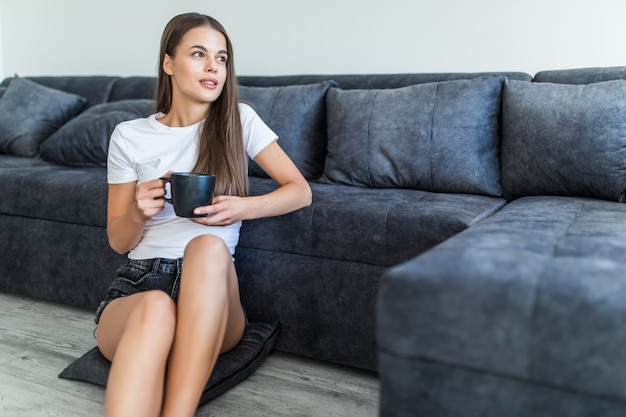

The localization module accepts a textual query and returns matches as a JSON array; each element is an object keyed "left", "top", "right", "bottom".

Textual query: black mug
[{"left": 160, "top": 172, "right": 216, "bottom": 218}]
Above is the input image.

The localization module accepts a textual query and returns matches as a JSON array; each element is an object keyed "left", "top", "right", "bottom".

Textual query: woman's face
[{"left": 163, "top": 25, "right": 228, "bottom": 108}]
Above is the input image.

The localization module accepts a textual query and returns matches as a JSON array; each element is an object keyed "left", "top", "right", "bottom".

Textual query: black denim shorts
[{"left": 95, "top": 258, "right": 182, "bottom": 324}]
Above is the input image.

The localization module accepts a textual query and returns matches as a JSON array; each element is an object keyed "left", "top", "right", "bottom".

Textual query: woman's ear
[{"left": 162, "top": 54, "right": 174, "bottom": 76}]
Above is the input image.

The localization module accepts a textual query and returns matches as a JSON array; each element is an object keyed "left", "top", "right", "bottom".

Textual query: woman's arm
[
  {"left": 192, "top": 141, "right": 311, "bottom": 225},
  {"left": 107, "top": 178, "right": 167, "bottom": 254}
]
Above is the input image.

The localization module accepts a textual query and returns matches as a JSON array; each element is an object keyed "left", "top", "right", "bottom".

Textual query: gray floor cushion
[{"left": 59, "top": 321, "right": 279, "bottom": 406}]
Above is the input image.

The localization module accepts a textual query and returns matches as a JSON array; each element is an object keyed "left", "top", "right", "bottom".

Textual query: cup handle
[{"left": 159, "top": 177, "right": 172, "bottom": 204}]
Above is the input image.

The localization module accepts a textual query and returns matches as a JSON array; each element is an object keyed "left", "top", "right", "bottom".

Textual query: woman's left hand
[{"left": 190, "top": 195, "right": 248, "bottom": 226}]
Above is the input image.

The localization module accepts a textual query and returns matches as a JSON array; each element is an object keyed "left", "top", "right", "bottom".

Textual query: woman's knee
[
  {"left": 184, "top": 234, "right": 229, "bottom": 258},
  {"left": 97, "top": 290, "right": 176, "bottom": 360},
  {"left": 181, "top": 235, "right": 235, "bottom": 298},
  {"left": 129, "top": 290, "right": 176, "bottom": 334}
]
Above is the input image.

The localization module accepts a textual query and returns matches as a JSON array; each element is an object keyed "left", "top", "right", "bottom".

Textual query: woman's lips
[{"left": 200, "top": 78, "right": 218, "bottom": 89}]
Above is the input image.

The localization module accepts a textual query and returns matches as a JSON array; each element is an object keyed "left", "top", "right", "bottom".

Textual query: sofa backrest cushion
[
  {"left": 240, "top": 80, "right": 337, "bottom": 179},
  {"left": 0, "top": 77, "right": 87, "bottom": 157},
  {"left": 40, "top": 99, "right": 154, "bottom": 167},
  {"left": 501, "top": 79, "right": 626, "bottom": 202},
  {"left": 320, "top": 75, "right": 505, "bottom": 196}
]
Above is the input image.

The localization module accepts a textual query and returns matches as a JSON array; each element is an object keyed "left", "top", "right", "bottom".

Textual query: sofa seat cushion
[
  {"left": 379, "top": 196, "right": 626, "bottom": 403},
  {"left": 0, "top": 155, "right": 54, "bottom": 168},
  {"left": 240, "top": 177, "right": 506, "bottom": 267},
  {"left": 0, "top": 166, "right": 107, "bottom": 227}
]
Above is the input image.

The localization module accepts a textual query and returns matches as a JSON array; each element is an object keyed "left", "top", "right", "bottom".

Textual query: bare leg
[
  {"left": 97, "top": 290, "right": 177, "bottom": 417},
  {"left": 161, "top": 234, "right": 246, "bottom": 417}
]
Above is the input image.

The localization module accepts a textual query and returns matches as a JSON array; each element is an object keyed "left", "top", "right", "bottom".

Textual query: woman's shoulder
[
  {"left": 116, "top": 113, "right": 161, "bottom": 131},
  {"left": 110, "top": 114, "right": 165, "bottom": 147},
  {"left": 237, "top": 102, "right": 258, "bottom": 119},
  {"left": 113, "top": 114, "right": 168, "bottom": 141}
]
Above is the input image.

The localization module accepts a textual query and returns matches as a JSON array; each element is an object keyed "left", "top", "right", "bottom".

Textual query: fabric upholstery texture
[
  {"left": 59, "top": 322, "right": 280, "bottom": 405},
  {"left": 238, "top": 72, "right": 532, "bottom": 89},
  {"left": 379, "top": 196, "right": 626, "bottom": 414},
  {"left": 108, "top": 77, "right": 157, "bottom": 101},
  {"left": 0, "top": 76, "right": 117, "bottom": 108},
  {"left": 239, "top": 81, "right": 337, "bottom": 179},
  {"left": 0, "top": 77, "right": 86, "bottom": 156},
  {"left": 235, "top": 247, "right": 383, "bottom": 370},
  {"left": 533, "top": 66, "right": 626, "bottom": 85},
  {"left": 240, "top": 177, "right": 506, "bottom": 267},
  {"left": 322, "top": 75, "right": 504, "bottom": 196},
  {"left": 0, "top": 214, "right": 124, "bottom": 308},
  {"left": 40, "top": 99, "right": 154, "bottom": 166},
  {"left": 0, "top": 166, "right": 107, "bottom": 227},
  {"left": 0, "top": 154, "right": 54, "bottom": 168},
  {"left": 379, "top": 353, "right": 626, "bottom": 417},
  {"left": 502, "top": 79, "right": 626, "bottom": 202}
]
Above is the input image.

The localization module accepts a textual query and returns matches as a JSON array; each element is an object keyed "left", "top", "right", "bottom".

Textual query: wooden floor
[{"left": 0, "top": 291, "right": 379, "bottom": 416}]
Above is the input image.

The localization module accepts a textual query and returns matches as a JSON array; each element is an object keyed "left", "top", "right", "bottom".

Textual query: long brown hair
[{"left": 156, "top": 13, "right": 248, "bottom": 196}]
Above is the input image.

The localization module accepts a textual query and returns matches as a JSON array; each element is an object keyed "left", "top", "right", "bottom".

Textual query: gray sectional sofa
[{"left": 1, "top": 67, "right": 626, "bottom": 416}]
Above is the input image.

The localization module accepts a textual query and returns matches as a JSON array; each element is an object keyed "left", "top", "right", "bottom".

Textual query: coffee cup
[{"left": 160, "top": 172, "right": 216, "bottom": 218}]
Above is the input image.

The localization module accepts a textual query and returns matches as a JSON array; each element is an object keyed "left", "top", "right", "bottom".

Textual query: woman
[{"left": 95, "top": 13, "right": 311, "bottom": 417}]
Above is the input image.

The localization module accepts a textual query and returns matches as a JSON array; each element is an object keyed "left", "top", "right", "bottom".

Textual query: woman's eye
[
  {"left": 192, "top": 51, "right": 204, "bottom": 58},
  {"left": 217, "top": 56, "right": 227, "bottom": 63}
]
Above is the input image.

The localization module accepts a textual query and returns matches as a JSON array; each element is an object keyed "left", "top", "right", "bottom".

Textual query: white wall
[{"left": 1, "top": 0, "right": 626, "bottom": 79}]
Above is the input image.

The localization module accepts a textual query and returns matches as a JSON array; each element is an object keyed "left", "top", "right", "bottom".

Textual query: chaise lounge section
[{"left": 378, "top": 66, "right": 626, "bottom": 416}]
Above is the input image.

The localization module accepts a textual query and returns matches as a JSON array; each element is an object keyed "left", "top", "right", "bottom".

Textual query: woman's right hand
[
  {"left": 107, "top": 172, "right": 171, "bottom": 255},
  {"left": 134, "top": 177, "right": 168, "bottom": 220}
]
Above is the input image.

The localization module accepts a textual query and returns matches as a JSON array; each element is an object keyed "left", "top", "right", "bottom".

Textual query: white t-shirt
[{"left": 107, "top": 103, "right": 277, "bottom": 260}]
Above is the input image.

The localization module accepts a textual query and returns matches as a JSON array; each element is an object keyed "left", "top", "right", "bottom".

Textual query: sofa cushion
[
  {"left": 0, "top": 154, "right": 54, "bottom": 168},
  {"left": 501, "top": 79, "right": 626, "bottom": 202},
  {"left": 40, "top": 99, "right": 154, "bottom": 166},
  {"left": 59, "top": 321, "right": 280, "bottom": 406},
  {"left": 0, "top": 165, "right": 107, "bottom": 227},
  {"left": 240, "top": 177, "right": 506, "bottom": 267},
  {"left": 0, "top": 77, "right": 87, "bottom": 157},
  {"left": 321, "top": 75, "right": 504, "bottom": 196},
  {"left": 239, "top": 81, "right": 337, "bottom": 179}
]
